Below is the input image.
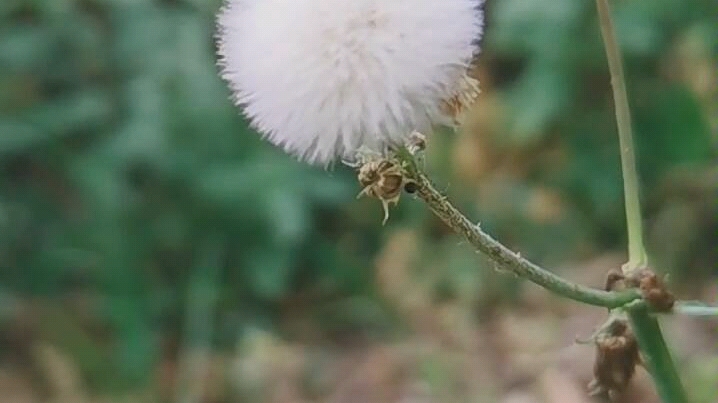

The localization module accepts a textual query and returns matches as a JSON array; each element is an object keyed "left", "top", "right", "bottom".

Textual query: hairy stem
[
  {"left": 404, "top": 167, "right": 639, "bottom": 309},
  {"left": 596, "top": 0, "right": 687, "bottom": 401}
]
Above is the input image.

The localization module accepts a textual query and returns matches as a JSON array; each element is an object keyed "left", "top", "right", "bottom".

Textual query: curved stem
[{"left": 404, "top": 168, "right": 640, "bottom": 309}]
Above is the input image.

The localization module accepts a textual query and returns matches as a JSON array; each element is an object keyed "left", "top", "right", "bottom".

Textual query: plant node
[{"left": 604, "top": 268, "right": 675, "bottom": 312}]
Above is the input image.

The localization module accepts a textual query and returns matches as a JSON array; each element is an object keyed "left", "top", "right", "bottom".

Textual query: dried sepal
[
  {"left": 406, "top": 131, "right": 427, "bottom": 155},
  {"left": 625, "top": 268, "right": 675, "bottom": 312},
  {"left": 588, "top": 317, "right": 641, "bottom": 401},
  {"left": 604, "top": 269, "right": 626, "bottom": 292},
  {"left": 604, "top": 267, "right": 675, "bottom": 312},
  {"left": 440, "top": 73, "right": 481, "bottom": 126},
  {"left": 355, "top": 153, "right": 415, "bottom": 225}
]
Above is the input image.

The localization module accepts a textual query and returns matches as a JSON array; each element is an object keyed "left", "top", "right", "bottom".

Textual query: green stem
[
  {"left": 627, "top": 304, "right": 688, "bottom": 403},
  {"left": 404, "top": 167, "right": 640, "bottom": 309},
  {"left": 595, "top": 1, "right": 687, "bottom": 401},
  {"left": 595, "top": 0, "right": 647, "bottom": 270},
  {"left": 674, "top": 301, "right": 718, "bottom": 316}
]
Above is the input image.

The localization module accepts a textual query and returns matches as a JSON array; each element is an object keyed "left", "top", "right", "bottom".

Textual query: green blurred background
[{"left": 0, "top": 0, "right": 715, "bottom": 402}]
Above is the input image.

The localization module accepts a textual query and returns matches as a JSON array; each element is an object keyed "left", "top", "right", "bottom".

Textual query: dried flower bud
[
  {"left": 588, "top": 318, "right": 640, "bottom": 401},
  {"left": 357, "top": 157, "right": 413, "bottom": 224},
  {"left": 626, "top": 268, "right": 675, "bottom": 312},
  {"left": 603, "top": 267, "right": 675, "bottom": 312}
]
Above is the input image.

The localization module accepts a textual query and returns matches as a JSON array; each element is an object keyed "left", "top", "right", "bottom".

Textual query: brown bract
[
  {"left": 625, "top": 268, "right": 675, "bottom": 312},
  {"left": 439, "top": 73, "right": 481, "bottom": 126},
  {"left": 588, "top": 318, "right": 641, "bottom": 401},
  {"left": 357, "top": 159, "right": 414, "bottom": 224},
  {"left": 604, "top": 268, "right": 675, "bottom": 312}
]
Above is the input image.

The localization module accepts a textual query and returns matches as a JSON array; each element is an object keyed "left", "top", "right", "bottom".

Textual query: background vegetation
[{"left": 0, "top": 0, "right": 715, "bottom": 402}]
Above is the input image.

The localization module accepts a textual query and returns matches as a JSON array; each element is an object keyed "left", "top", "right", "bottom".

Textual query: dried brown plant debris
[{"left": 587, "top": 318, "right": 641, "bottom": 401}]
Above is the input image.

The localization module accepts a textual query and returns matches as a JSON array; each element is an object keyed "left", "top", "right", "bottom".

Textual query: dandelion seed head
[{"left": 217, "top": 0, "right": 484, "bottom": 165}]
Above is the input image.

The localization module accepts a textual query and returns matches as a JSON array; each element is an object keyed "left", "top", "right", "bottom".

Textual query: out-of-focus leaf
[
  {"left": 266, "top": 187, "right": 309, "bottom": 245},
  {"left": 634, "top": 85, "right": 714, "bottom": 185},
  {"left": 0, "top": 121, "right": 45, "bottom": 154},
  {"left": 504, "top": 62, "right": 573, "bottom": 143},
  {"left": 104, "top": 297, "right": 158, "bottom": 390},
  {"left": 108, "top": 75, "right": 168, "bottom": 161},
  {"left": 0, "top": 25, "right": 54, "bottom": 70},
  {"left": 0, "top": 91, "right": 112, "bottom": 155},
  {"left": 315, "top": 296, "right": 394, "bottom": 340},
  {"left": 23, "top": 91, "right": 113, "bottom": 136},
  {"left": 246, "top": 248, "right": 294, "bottom": 301},
  {"left": 614, "top": 12, "right": 663, "bottom": 56},
  {"left": 489, "top": 0, "right": 585, "bottom": 55}
]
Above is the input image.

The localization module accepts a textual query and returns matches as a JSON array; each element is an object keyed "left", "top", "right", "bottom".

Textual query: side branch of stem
[{"left": 406, "top": 170, "right": 639, "bottom": 309}]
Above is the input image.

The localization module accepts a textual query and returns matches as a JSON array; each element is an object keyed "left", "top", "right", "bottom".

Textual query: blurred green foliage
[
  {"left": 0, "top": 0, "right": 715, "bottom": 397},
  {"left": 478, "top": 0, "right": 716, "bottom": 264}
]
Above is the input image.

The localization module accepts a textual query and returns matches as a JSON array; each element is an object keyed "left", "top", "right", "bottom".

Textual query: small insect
[{"left": 403, "top": 181, "right": 418, "bottom": 194}]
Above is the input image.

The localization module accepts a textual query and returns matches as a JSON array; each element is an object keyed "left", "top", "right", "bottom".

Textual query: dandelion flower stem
[{"left": 403, "top": 166, "right": 639, "bottom": 309}]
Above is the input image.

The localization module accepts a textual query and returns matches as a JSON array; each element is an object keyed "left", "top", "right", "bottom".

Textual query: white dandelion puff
[{"left": 217, "top": 0, "right": 484, "bottom": 165}]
